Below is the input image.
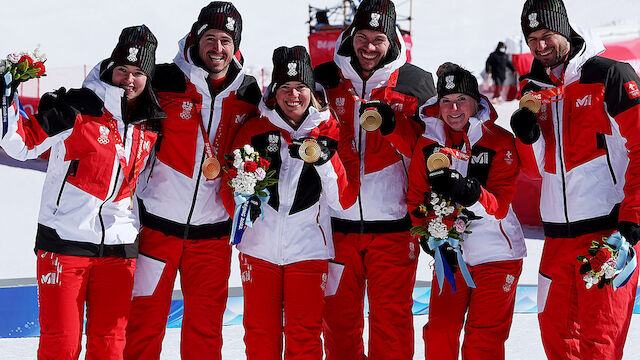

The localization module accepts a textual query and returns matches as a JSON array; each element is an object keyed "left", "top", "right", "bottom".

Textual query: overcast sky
[{"left": 0, "top": 0, "right": 638, "bottom": 80}]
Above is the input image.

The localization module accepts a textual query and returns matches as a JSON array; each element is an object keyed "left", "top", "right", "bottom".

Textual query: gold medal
[
  {"left": 519, "top": 93, "right": 542, "bottom": 114},
  {"left": 360, "top": 109, "right": 382, "bottom": 131},
  {"left": 202, "top": 157, "right": 221, "bottom": 180},
  {"left": 427, "top": 152, "right": 451, "bottom": 172},
  {"left": 299, "top": 139, "right": 321, "bottom": 163}
]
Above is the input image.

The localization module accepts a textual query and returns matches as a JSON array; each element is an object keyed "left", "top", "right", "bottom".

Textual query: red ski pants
[
  {"left": 36, "top": 251, "right": 135, "bottom": 360},
  {"left": 124, "top": 227, "right": 232, "bottom": 360},
  {"left": 323, "top": 231, "right": 420, "bottom": 360},
  {"left": 424, "top": 259, "right": 523, "bottom": 360},
  {"left": 239, "top": 253, "right": 328, "bottom": 360},
  {"left": 538, "top": 230, "right": 639, "bottom": 360}
]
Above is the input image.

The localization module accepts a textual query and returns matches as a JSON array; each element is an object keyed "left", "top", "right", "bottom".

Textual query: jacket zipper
[
  {"left": 183, "top": 92, "right": 216, "bottom": 239},
  {"left": 499, "top": 222, "right": 513, "bottom": 249},
  {"left": 555, "top": 101, "right": 571, "bottom": 229},
  {"left": 603, "top": 137, "right": 617, "bottom": 184},
  {"left": 53, "top": 161, "right": 76, "bottom": 214},
  {"left": 357, "top": 79, "right": 368, "bottom": 234},
  {"left": 317, "top": 204, "right": 327, "bottom": 245},
  {"left": 98, "top": 118, "right": 128, "bottom": 256}
]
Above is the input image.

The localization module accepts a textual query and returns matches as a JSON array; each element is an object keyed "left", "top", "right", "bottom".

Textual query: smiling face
[
  {"left": 275, "top": 81, "right": 311, "bottom": 125},
  {"left": 526, "top": 29, "right": 570, "bottom": 68},
  {"left": 439, "top": 93, "right": 478, "bottom": 132},
  {"left": 352, "top": 29, "right": 390, "bottom": 78},
  {"left": 111, "top": 65, "right": 147, "bottom": 101},
  {"left": 198, "top": 29, "right": 235, "bottom": 79}
]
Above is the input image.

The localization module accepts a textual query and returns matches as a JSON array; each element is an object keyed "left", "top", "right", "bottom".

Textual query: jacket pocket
[
  {"left": 498, "top": 221, "right": 513, "bottom": 249},
  {"left": 537, "top": 272, "right": 552, "bottom": 313},
  {"left": 132, "top": 252, "right": 166, "bottom": 297}
]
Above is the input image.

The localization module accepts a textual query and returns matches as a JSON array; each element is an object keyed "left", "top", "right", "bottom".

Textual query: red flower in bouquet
[
  {"left": 33, "top": 61, "right": 46, "bottom": 77},
  {"left": 244, "top": 161, "right": 258, "bottom": 173},
  {"left": 0, "top": 46, "right": 47, "bottom": 85}
]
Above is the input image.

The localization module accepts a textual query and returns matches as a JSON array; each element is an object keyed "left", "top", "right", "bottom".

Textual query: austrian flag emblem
[{"left": 624, "top": 81, "right": 640, "bottom": 99}]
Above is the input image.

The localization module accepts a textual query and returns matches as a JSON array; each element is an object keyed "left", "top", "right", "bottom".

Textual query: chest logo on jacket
[
  {"left": 335, "top": 97, "right": 346, "bottom": 115},
  {"left": 235, "top": 113, "right": 247, "bottom": 124},
  {"left": 575, "top": 95, "right": 592, "bottom": 108},
  {"left": 504, "top": 150, "right": 514, "bottom": 165},
  {"left": 180, "top": 102, "right": 193, "bottom": 119},
  {"left": 97, "top": 126, "right": 110, "bottom": 145},
  {"left": 267, "top": 133, "right": 279, "bottom": 153},
  {"left": 471, "top": 152, "right": 489, "bottom": 165}
]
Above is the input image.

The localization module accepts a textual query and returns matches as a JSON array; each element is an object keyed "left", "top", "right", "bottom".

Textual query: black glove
[
  {"left": 618, "top": 221, "right": 640, "bottom": 246},
  {"left": 359, "top": 100, "right": 395, "bottom": 135},
  {"left": 289, "top": 137, "right": 333, "bottom": 166},
  {"left": 428, "top": 168, "right": 481, "bottom": 207},
  {"left": 510, "top": 107, "right": 540, "bottom": 145},
  {"left": 419, "top": 236, "right": 458, "bottom": 273},
  {"left": 248, "top": 196, "right": 262, "bottom": 223}
]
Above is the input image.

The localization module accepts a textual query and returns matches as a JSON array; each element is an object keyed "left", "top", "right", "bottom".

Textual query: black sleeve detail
[
  {"left": 290, "top": 164, "right": 322, "bottom": 215},
  {"left": 467, "top": 145, "right": 496, "bottom": 187},
  {"left": 35, "top": 87, "right": 104, "bottom": 136},
  {"left": 395, "top": 64, "right": 437, "bottom": 105},
  {"left": 152, "top": 63, "right": 187, "bottom": 93},
  {"left": 314, "top": 61, "right": 341, "bottom": 89},
  {"left": 601, "top": 59, "right": 640, "bottom": 118},
  {"left": 236, "top": 75, "right": 262, "bottom": 106},
  {"left": 521, "top": 81, "right": 542, "bottom": 96}
]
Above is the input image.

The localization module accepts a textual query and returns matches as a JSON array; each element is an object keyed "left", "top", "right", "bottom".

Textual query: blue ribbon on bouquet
[
  {"left": 605, "top": 232, "right": 637, "bottom": 290},
  {"left": 428, "top": 236, "right": 476, "bottom": 294},
  {"left": 1, "top": 72, "right": 12, "bottom": 137},
  {"left": 229, "top": 190, "right": 270, "bottom": 245}
]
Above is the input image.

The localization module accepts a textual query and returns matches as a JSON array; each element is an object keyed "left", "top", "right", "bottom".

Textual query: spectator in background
[{"left": 485, "top": 41, "right": 516, "bottom": 102}]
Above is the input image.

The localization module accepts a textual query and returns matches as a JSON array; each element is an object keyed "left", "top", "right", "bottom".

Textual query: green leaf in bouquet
[
  {"left": 19, "top": 60, "right": 28, "bottom": 72},
  {"left": 410, "top": 225, "right": 428, "bottom": 237},
  {"left": 257, "top": 190, "right": 268, "bottom": 198}
]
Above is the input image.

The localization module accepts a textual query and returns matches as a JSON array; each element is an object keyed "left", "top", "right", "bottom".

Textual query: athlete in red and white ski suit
[
  {"left": 314, "top": 16, "right": 436, "bottom": 360},
  {"left": 515, "top": 24, "right": 640, "bottom": 360},
  {"left": 408, "top": 90, "right": 526, "bottom": 359},
  {"left": 124, "top": 10, "right": 261, "bottom": 359},
  {"left": 0, "top": 25, "right": 163, "bottom": 360},
  {"left": 221, "top": 62, "right": 358, "bottom": 358}
]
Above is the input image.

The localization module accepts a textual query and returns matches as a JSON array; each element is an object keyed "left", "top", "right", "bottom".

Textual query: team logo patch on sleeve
[{"left": 624, "top": 81, "right": 640, "bottom": 99}]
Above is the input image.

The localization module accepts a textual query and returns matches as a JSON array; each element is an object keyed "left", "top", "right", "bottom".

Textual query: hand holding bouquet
[
  {"left": 577, "top": 232, "right": 637, "bottom": 290},
  {"left": 1, "top": 46, "right": 47, "bottom": 98},
  {"left": 411, "top": 191, "right": 478, "bottom": 293},
  {"left": 224, "top": 145, "right": 277, "bottom": 245}
]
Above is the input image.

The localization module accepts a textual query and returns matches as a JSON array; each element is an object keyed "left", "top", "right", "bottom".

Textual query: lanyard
[
  {"left": 106, "top": 120, "right": 146, "bottom": 208},
  {"left": 438, "top": 132, "right": 472, "bottom": 162}
]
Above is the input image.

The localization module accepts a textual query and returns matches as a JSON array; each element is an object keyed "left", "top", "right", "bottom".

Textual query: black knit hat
[
  {"left": 270, "top": 46, "right": 315, "bottom": 92},
  {"left": 190, "top": 1, "right": 242, "bottom": 52},
  {"left": 108, "top": 25, "right": 157, "bottom": 78},
  {"left": 436, "top": 63, "right": 481, "bottom": 102},
  {"left": 521, "top": 0, "right": 571, "bottom": 40},
  {"left": 350, "top": 0, "right": 397, "bottom": 44}
]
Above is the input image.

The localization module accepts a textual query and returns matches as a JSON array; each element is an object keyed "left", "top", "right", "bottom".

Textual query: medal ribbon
[
  {"left": 438, "top": 132, "right": 472, "bottom": 162},
  {"left": 106, "top": 120, "right": 146, "bottom": 207},
  {"left": 229, "top": 190, "right": 270, "bottom": 245},
  {"left": 197, "top": 118, "right": 216, "bottom": 159},
  {"left": 427, "top": 236, "right": 476, "bottom": 294}
]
